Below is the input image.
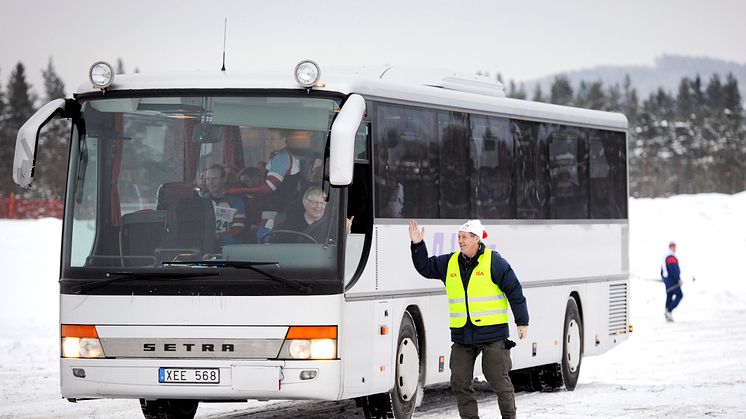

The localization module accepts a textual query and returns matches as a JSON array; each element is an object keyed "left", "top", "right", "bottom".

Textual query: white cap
[{"left": 459, "top": 219, "right": 488, "bottom": 240}]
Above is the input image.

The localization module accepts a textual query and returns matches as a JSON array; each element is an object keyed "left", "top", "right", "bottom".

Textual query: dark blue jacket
[
  {"left": 411, "top": 241, "right": 529, "bottom": 345},
  {"left": 661, "top": 252, "right": 681, "bottom": 289}
]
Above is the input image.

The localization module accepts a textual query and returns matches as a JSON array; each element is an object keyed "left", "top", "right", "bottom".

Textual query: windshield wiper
[
  {"left": 164, "top": 261, "right": 312, "bottom": 294},
  {"left": 73, "top": 270, "right": 221, "bottom": 294}
]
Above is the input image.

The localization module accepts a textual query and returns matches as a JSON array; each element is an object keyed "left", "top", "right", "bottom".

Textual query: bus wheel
[
  {"left": 391, "top": 311, "right": 422, "bottom": 418},
  {"left": 561, "top": 297, "right": 583, "bottom": 391},
  {"left": 139, "top": 398, "right": 199, "bottom": 419},
  {"left": 357, "top": 312, "right": 422, "bottom": 419}
]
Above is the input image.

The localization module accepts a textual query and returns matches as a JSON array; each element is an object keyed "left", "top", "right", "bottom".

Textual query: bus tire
[
  {"left": 139, "top": 398, "right": 199, "bottom": 419},
  {"left": 390, "top": 311, "right": 422, "bottom": 418},
  {"left": 360, "top": 311, "right": 422, "bottom": 419},
  {"left": 561, "top": 297, "right": 583, "bottom": 391}
]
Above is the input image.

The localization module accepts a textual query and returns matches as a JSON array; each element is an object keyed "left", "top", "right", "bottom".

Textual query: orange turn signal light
[
  {"left": 61, "top": 324, "right": 98, "bottom": 338},
  {"left": 285, "top": 326, "right": 337, "bottom": 340}
]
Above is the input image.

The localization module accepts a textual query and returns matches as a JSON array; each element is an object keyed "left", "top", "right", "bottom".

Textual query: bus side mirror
[
  {"left": 13, "top": 98, "right": 70, "bottom": 188},
  {"left": 329, "top": 94, "right": 365, "bottom": 186}
]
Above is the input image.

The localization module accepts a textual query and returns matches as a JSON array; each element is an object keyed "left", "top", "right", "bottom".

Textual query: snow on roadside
[{"left": 0, "top": 218, "right": 60, "bottom": 339}]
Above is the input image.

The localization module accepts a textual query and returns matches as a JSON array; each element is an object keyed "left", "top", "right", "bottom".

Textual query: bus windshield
[{"left": 65, "top": 95, "right": 344, "bottom": 295}]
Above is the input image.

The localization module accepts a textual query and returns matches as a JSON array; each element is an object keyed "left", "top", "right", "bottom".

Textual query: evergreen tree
[
  {"left": 5, "top": 63, "right": 36, "bottom": 131},
  {"left": 42, "top": 57, "right": 66, "bottom": 100},
  {"left": 549, "top": 75, "right": 573, "bottom": 105},
  {"left": 705, "top": 74, "right": 724, "bottom": 117},
  {"left": 676, "top": 78, "right": 695, "bottom": 120},
  {"left": 574, "top": 80, "right": 589, "bottom": 108},
  {"left": 635, "top": 88, "right": 677, "bottom": 196},
  {"left": 507, "top": 80, "right": 527, "bottom": 100},
  {"left": 0, "top": 63, "right": 38, "bottom": 196},
  {"left": 714, "top": 74, "right": 745, "bottom": 192},
  {"left": 532, "top": 85, "right": 545, "bottom": 102},
  {"left": 0, "top": 67, "right": 5, "bottom": 127},
  {"left": 36, "top": 57, "right": 70, "bottom": 199},
  {"left": 605, "top": 82, "right": 622, "bottom": 112},
  {"left": 117, "top": 58, "right": 126, "bottom": 74},
  {"left": 723, "top": 73, "right": 744, "bottom": 127},
  {"left": 586, "top": 81, "right": 606, "bottom": 110},
  {"left": 622, "top": 74, "right": 639, "bottom": 125},
  {"left": 0, "top": 67, "right": 7, "bottom": 197},
  {"left": 672, "top": 77, "right": 697, "bottom": 192}
]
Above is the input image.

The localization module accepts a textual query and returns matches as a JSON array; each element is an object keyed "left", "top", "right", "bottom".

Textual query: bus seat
[
  {"left": 120, "top": 210, "right": 167, "bottom": 266},
  {"left": 156, "top": 197, "right": 216, "bottom": 262},
  {"left": 156, "top": 182, "right": 199, "bottom": 210}
]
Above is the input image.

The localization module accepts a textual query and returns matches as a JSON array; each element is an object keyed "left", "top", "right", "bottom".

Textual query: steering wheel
[{"left": 259, "top": 229, "right": 318, "bottom": 244}]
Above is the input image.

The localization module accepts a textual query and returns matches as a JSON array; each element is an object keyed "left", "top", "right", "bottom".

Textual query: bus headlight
[
  {"left": 61, "top": 324, "right": 105, "bottom": 358},
  {"left": 89, "top": 61, "right": 114, "bottom": 90},
  {"left": 286, "top": 339, "right": 336, "bottom": 359},
  {"left": 62, "top": 337, "right": 105, "bottom": 358},
  {"left": 288, "top": 339, "right": 312, "bottom": 359},
  {"left": 279, "top": 326, "right": 337, "bottom": 360},
  {"left": 310, "top": 339, "right": 336, "bottom": 359},
  {"left": 294, "top": 60, "right": 321, "bottom": 88}
]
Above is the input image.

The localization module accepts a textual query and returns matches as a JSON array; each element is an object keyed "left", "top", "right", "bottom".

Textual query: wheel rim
[
  {"left": 396, "top": 337, "right": 419, "bottom": 401},
  {"left": 566, "top": 319, "right": 581, "bottom": 372}
]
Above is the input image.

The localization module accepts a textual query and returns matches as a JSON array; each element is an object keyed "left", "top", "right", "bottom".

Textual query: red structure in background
[{"left": 0, "top": 193, "right": 63, "bottom": 219}]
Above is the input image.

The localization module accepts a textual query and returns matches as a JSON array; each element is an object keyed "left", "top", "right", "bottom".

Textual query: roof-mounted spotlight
[
  {"left": 89, "top": 61, "right": 114, "bottom": 91},
  {"left": 294, "top": 60, "right": 321, "bottom": 88}
]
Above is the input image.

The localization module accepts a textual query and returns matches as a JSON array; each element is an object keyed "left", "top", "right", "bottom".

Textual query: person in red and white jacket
[
  {"left": 661, "top": 241, "right": 683, "bottom": 322},
  {"left": 229, "top": 130, "right": 309, "bottom": 211}
]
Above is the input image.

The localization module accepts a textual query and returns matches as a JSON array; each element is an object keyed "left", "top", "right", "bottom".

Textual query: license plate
[{"left": 158, "top": 368, "right": 220, "bottom": 384}]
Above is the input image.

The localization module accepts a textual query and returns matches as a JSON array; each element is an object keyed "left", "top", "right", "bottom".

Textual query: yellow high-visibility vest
[{"left": 445, "top": 249, "right": 509, "bottom": 328}]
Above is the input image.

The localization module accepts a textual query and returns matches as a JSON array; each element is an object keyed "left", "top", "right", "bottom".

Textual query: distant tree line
[
  {"left": 0, "top": 62, "right": 743, "bottom": 205},
  {"left": 488, "top": 71, "right": 745, "bottom": 197}
]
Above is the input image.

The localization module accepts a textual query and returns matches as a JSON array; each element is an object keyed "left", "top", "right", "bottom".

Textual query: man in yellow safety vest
[{"left": 409, "top": 219, "right": 529, "bottom": 419}]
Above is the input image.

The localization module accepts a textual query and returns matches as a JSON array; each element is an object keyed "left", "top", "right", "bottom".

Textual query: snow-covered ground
[{"left": 2, "top": 193, "right": 746, "bottom": 418}]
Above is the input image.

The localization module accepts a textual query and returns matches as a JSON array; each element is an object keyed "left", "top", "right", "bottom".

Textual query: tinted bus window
[
  {"left": 513, "top": 120, "right": 549, "bottom": 219},
  {"left": 590, "top": 130, "right": 627, "bottom": 218},
  {"left": 548, "top": 126, "right": 589, "bottom": 218},
  {"left": 437, "top": 111, "right": 471, "bottom": 219},
  {"left": 470, "top": 115, "right": 514, "bottom": 218},
  {"left": 374, "top": 103, "right": 438, "bottom": 218}
]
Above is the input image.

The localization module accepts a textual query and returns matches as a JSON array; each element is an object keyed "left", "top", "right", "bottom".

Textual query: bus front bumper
[{"left": 60, "top": 358, "right": 341, "bottom": 401}]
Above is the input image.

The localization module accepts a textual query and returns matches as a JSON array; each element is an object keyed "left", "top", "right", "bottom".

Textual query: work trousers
[{"left": 450, "top": 340, "right": 516, "bottom": 419}]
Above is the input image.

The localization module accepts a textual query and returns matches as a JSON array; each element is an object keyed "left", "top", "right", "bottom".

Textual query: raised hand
[{"left": 409, "top": 219, "right": 424, "bottom": 244}]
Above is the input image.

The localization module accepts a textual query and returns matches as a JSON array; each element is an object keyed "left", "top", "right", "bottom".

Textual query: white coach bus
[{"left": 13, "top": 60, "right": 629, "bottom": 418}]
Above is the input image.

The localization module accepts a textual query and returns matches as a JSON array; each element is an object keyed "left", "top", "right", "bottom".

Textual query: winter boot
[{"left": 664, "top": 310, "right": 673, "bottom": 322}]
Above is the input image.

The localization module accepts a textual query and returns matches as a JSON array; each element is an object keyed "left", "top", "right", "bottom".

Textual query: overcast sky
[{"left": 2, "top": 0, "right": 745, "bottom": 97}]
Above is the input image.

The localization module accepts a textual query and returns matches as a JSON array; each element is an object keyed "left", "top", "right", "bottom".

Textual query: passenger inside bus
[
  {"left": 269, "top": 186, "right": 331, "bottom": 243},
  {"left": 262, "top": 185, "right": 355, "bottom": 244},
  {"left": 204, "top": 164, "right": 246, "bottom": 247},
  {"left": 230, "top": 129, "right": 312, "bottom": 211}
]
